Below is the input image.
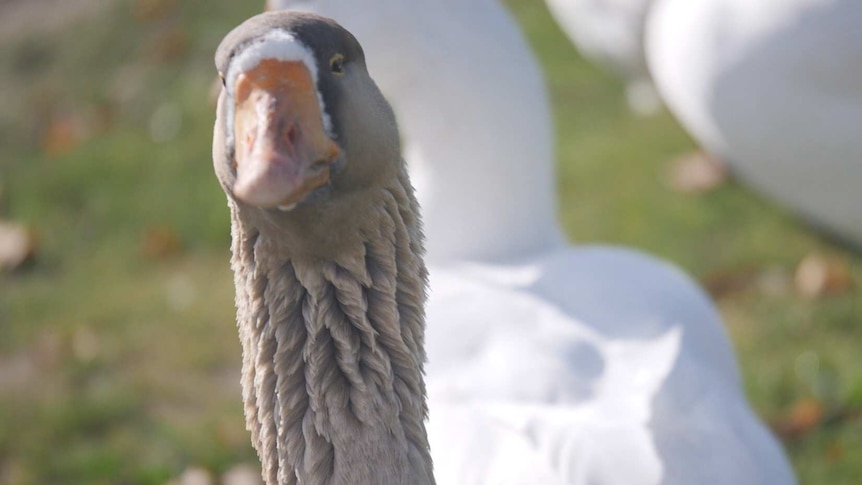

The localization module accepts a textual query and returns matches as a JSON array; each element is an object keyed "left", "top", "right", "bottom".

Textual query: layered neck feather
[{"left": 227, "top": 174, "right": 434, "bottom": 485}]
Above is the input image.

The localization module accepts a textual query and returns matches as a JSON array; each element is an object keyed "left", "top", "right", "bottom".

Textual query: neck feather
[{"left": 228, "top": 176, "right": 434, "bottom": 485}]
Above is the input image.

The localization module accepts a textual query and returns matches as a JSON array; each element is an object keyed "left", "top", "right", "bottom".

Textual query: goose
[
  {"left": 252, "top": 3, "right": 797, "bottom": 484},
  {"left": 543, "top": 0, "right": 662, "bottom": 115},
  {"left": 212, "top": 12, "right": 434, "bottom": 484},
  {"left": 266, "top": 0, "right": 566, "bottom": 264},
  {"left": 647, "top": 0, "right": 862, "bottom": 247}
]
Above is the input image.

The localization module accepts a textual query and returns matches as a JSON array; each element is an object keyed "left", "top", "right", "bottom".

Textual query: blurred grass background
[{"left": 0, "top": 0, "right": 859, "bottom": 483}]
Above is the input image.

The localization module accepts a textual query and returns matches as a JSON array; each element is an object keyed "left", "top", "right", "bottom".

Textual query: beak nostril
[
  {"left": 286, "top": 124, "right": 298, "bottom": 145},
  {"left": 310, "top": 160, "right": 328, "bottom": 173}
]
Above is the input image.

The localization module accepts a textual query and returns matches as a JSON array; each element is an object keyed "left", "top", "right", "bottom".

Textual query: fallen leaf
[
  {"left": 773, "top": 398, "right": 824, "bottom": 441},
  {"left": 166, "top": 467, "right": 214, "bottom": 485},
  {"left": 133, "top": 0, "right": 179, "bottom": 23},
  {"left": 702, "top": 267, "right": 759, "bottom": 300},
  {"left": 222, "top": 464, "right": 263, "bottom": 485},
  {"left": 667, "top": 151, "right": 728, "bottom": 194},
  {"left": 0, "top": 221, "right": 37, "bottom": 272},
  {"left": 825, "top": 442, "right": 845, "bottom": 463},
  {"left": 795, "top": 253, "right": 853, "bottom": 299},
  {"left": 147, "top": 26, "right": 189, "bottom": 63},
  {"left": 41, "top": 112, "right": 92, "bottom": 157},
  {"left": 141, "top": 225, "right": 183, "bottom": 260}
]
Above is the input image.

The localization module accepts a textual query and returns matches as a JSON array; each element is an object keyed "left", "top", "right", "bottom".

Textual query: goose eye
[{"left": 329, "top": 54, "right": 345, "bottom": 76}]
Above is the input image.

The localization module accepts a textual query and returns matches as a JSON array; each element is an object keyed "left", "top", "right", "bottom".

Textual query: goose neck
[{"left": 227, "top": 180, "right": 434, "bottom": 484}]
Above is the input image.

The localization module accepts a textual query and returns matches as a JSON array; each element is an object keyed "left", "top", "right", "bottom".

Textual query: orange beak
[{"left": 232, "top": 59, "right": 341, "bottom": 209}]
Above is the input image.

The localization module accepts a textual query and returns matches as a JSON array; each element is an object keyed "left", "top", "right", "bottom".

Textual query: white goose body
[
  {"left": 543, "top": 0, "right": 661, "bottom": 115},
  {"left": 268, "top": 0, "right": 564, "bottom": 263},
  {"left": 424, "top": 248, "right": 795, "bottom": 484},
  {"left": 647, "top": 0, "right": 862, "bottom": 246},
  {"left": 266, "top": 2, "right": 796, "bottom": 483}
]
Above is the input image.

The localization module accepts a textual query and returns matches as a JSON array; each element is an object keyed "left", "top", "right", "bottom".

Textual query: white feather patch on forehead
[{"left": 224, "top": 30, "right": 334, "bottom": 147}]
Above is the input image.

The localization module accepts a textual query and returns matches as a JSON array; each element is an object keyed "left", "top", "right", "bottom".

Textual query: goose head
[
  {"left": 213, "top": 11, "right": 401, "bottom": 219},
  {"left": 263, "top": 1, "right": 566, "bottom": 263}
]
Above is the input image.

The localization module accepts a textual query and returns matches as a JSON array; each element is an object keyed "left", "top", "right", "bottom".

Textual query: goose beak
[{"left": 232, "top": 59, "right": 341, "bottom": 209}]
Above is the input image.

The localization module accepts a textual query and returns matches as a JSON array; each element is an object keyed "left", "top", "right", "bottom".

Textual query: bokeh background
[{"left": 0, "top": 0, "right": 860, "bottom": 483}]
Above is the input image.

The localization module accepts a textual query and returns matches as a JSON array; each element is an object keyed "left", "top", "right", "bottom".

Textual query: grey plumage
[{"left": 213, "top": 11, "right": 434, "bottom": 485}]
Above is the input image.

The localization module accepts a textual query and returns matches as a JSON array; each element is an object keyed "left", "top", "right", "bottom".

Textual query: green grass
[{"left": 1, "top": 0, "right": 860, "bottom": 483}]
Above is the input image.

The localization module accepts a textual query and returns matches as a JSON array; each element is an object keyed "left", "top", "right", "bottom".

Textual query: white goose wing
[{"left": 425, "top": 247, "right": 795, "bottom": 484}]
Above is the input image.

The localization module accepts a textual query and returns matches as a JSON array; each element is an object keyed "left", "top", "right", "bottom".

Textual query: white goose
[
  {"left": 647, "top": 0, "right": 862, "bottom": 247},
  {"left": 266, "top": 1, "right": 796, "bottom": 483},
  {"left": 544, "top": 0, "right": 661, "bottom": 115}
]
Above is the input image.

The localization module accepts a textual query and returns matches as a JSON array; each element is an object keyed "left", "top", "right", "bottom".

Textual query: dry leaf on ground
[
  {"left": 702, "top": 267, "right": 759, "bottom": 300},
  {"left": 667, "top": 151, "right": 729, "bottom": 194},
  {"left": 141, "top": 225, "right": 183, "bottom": 259},
  {"left": 826, "top": 442, "right": 845, "bottom": 463},
  {"left": 40, "top": 111, "right": 94, "bottom": 157},
  {"left": 146, "top": 26, "right": 189, "bottom": 63},
  {"left": 0, "top": 221, "right": 37, "bottom": 272},
  {"left": 134, "top": 0, "right": 179, "bottom": 23},
  {"left": 795, "top": 253, "right": 853, "bottom": 299},
  {"left": 166, "top": 467, "right": 213, "bottom": 485},
  {"left": 772, "top": 398, "right": 824, "bottom": 441},
  {"left": 222, "top": 464, "right": 263, "bottom": 485}
]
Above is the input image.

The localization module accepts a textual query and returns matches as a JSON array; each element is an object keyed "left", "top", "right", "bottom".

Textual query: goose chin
[{"left": 232, "top": 150, "right": 333, "bottom": 209}]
